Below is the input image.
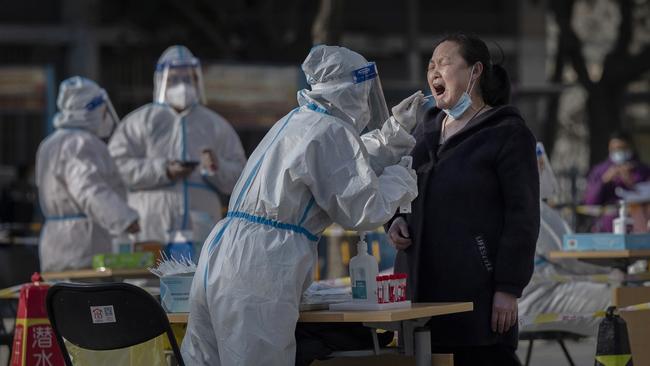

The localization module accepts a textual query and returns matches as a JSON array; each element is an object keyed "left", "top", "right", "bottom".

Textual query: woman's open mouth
[{"left": 433, "top": 84, "right": 445, "bottom": 96}]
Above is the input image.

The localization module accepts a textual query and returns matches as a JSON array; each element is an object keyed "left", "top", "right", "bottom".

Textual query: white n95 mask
[
  {"left": 610, "top": 150, "right": 632, "bottom": 165},
  {"left": 166, "top": 83, "right": 198, "bottom": 111}
]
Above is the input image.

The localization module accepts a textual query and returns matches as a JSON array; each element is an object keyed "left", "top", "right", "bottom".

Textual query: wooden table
[
  {"left": 549, "top": 250, "right": 650, "bottom": 271},
  {"left": 549, "top": 250, "right": 650, "bottom": 365},
  {"left": 42, "top": 268, "right": 155, "bottom": 281},
  {"left": 168, "top": 302, "right": 472, "bottom": 366}
]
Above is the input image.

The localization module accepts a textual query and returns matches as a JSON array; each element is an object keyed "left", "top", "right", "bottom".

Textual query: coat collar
[{"left": 421, "top": 105, "right": 523, "bottom": 156}]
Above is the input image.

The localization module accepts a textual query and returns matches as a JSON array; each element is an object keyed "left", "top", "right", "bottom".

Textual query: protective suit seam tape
[
  {"left": 45, "top": 214, "right": 87, "bottom": 221},
  {"left": 298, "top": 197, "right": 316, "bottom": 226},
  {"left": 181, "top": 116, "right": 189, "bottom": 230},
  {"left": 226, "top": 211, "right": 318, "bottom": 242},
  {"left": 232, "top": 108, "right": 299, "bottom": 210},
  {"left": 204, "top": 218, "right": 234, "bottom": 292},
  {"left": 232, "top": 158, "right": 263, "bottom": 210}
]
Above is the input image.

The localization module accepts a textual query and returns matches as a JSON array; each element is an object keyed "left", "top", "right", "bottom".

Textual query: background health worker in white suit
[
  {"left": 109, "top": 45, "right": 247, "bottom": 247},
  {"left": 36, "top": 76, "right": 140, "bottom": 272}
]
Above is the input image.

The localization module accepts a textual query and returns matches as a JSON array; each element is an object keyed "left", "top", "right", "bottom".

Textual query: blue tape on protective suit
[
  {"left": 203, "top": 107, "right": 317, "bottom": 291},
  {"left": 45, "top": 214, "right": 87, "bottom": 221},
  {"left": 298, "top": 197, "right": 316, "bottom": 226},
  {"left": 232, "top": 108, "right": 299, "bottom": 211},
  {"left": 180, "top": 116, "right": 189, "bottom": 230},
  {"left": 204, "top": 218, "right": 234, "bottom": 291},
  {"left": 226, "top": 211, "right": 319, "bottom": 242}
]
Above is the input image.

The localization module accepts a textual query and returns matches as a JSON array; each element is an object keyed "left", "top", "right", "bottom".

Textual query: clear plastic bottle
[
  {"left": 376, "top": 275, "right": 384, "bottom": 303},
  {"left": 165, "top": 230, "right": 195, "bottom": 262},
  {"left": 613, "top": 200, "right": 634, "bottom": 234},
  {"left": 350, "top": 234, "right": 379, "bottom": 302},
  {"left": 112, "top": 234, "right": 133, "bottom": 254},
  {"left": 397, "top": 273, "right": 406, "bottom": 301}
]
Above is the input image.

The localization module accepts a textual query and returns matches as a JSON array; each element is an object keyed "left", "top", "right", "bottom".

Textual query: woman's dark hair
[
  {"left": 609, "top": 129, "right": 632, "bottom": 144},
  {"left": 609, "top": 129, "right": 637, "bottom": 155},
  {"left": 434, "top": 33, "right": 511, "bottom": 106}
]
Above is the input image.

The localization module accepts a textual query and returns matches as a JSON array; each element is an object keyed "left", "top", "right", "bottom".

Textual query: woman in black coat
[{"left": 387, "top": 33, "right": 540, "bottom": 366}]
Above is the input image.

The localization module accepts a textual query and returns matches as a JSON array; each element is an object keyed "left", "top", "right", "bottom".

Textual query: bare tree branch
[
  {"left": 601, "top": 0, "right": 633, "bottom": 83},
  {"left": 610, "top": 0, "right": 633, "bottom": 56},
  {"left": 542, "top": 18, "right": 567, "bottom": 155},
  {"left": 550, "top": 0, "right": 593, "bottom": 88},
  {"left": 167, "top": 0, "right": 233, "bottom": 57},
  {"left": 620, "top": 45, "right": 650, "bottom": 82}
]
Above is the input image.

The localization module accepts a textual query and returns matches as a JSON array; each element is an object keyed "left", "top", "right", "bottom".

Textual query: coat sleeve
[
  {"left": 201, "top": 118, "right": 247, "bottom": 195},
  {"left": 108, "top": 108, "right": 171, "bottom": 190},
  {"left": 583, "top": 163, "right": 609, "bottom": 205},
  {"left": 360, "top": 117, "right": 416, "bottom": 175},
  {"left": 64, "top": 139, "right": 139, "bottom": 235},
  {"left": 494, "top": 124, "right": 540, "bottom": 297},
  {"left": 299, "top": 123, "right": 418, "bottom": 231},
  {"left": 383, "top": 118, "right": 428, "bottom": 232}
]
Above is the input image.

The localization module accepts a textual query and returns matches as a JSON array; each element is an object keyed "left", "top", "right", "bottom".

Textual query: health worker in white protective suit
[
  {"left": 182, "top": 45, "right": 425, "bottom": 365},
  {"left": 109, "top": 45, "right": 247, "bottom": 246},
  {"left": 519, "top": 143, "right": 615, "bottom": 336},
  {"left": 36, "top": 76, "right": 140, "bottom": 272}
]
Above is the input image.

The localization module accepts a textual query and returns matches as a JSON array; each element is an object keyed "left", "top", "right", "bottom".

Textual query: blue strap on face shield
[
  {"left": 352, "top": 63, "right": 378, "bottom": 84},
  {"left": 306, "top": 103, "right": 329, "bottom": 115},
  {"left": 85, "top": 95, "right": 105, "bottom": 111}
]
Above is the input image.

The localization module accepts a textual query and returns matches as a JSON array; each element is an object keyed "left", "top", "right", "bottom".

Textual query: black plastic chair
[{"left": 46, "top": 282, "right": 184, "bottom": 366}]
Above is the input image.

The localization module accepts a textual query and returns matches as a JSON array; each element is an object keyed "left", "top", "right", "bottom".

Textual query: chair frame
[
  {"left": 46, "top": 282, "right": 184, "bottom": 366},
  {"left": 520, "top": 330, "right": 584, "bottom": 366}
]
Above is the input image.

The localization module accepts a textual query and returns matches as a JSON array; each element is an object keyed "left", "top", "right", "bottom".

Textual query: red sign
[{"left": 10, "top": 273, "right": 65, "bottom": 366}]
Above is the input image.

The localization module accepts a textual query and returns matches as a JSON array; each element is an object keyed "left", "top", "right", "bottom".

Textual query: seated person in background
[
  {"left": 584, "top": 130, "right": 650, "bottom": 232},
  {"left": 519, "top": 143, "right": 615, "bottom": 336}
]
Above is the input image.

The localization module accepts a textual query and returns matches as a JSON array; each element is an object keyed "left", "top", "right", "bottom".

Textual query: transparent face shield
[
  {"left": 85, "top": 91, "right": 119, "bottom": 138},
  {"left": 155, "top": 58, "right": 206, "bottom": 106},
  {"left": 352, "top": 62, "right": 390, "bottom": 131}
]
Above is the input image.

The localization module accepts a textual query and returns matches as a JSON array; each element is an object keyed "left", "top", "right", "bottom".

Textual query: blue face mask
[{"left": 443, "top": 64, "right": 477, "bottom": 119}]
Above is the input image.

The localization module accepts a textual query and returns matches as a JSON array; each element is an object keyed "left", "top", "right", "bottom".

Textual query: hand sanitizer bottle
[
  {"left": 613, "top": 200, "right": 634, "bottom": 234},
  {"left": 165, "top": 230, "right": 195, "bottom": 262},
  {"left": 350, "top": 233, "right": 379, "bottom": 302}
]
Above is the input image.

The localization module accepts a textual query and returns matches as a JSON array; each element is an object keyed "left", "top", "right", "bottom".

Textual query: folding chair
[
  {"left": 46, "top": 282, "right": 184, "bottom": 366},
  {"left": 520, "top": 330, "right": 585, "bottom": 366}
]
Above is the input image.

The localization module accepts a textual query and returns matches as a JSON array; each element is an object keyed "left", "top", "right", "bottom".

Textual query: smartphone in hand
[{"left": 180, "top": 161, "right": 200, "bottom": 169}]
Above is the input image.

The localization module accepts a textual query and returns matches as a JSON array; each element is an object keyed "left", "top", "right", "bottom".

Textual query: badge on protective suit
[{"left": 594, "top": 306, "right": 633, "bottom": 366}]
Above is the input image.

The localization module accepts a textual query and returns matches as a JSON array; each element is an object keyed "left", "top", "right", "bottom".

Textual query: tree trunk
[
  {"left": 542, "top": 35, "right": 566, "bottom": 156},
  {"left": 585, "top": 84, "right": 624, "bottom": 165}
]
